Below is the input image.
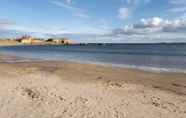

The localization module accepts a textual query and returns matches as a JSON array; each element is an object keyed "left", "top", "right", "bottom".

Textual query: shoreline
[
  {"left": 0, "top": 51, "right": 186, "bottom": 74},
  {"left": 0, "top": 53, "right": 186, "bottom": 93},
  {"left": 1, "top": 44, "right": 186, "bottom": 74}
]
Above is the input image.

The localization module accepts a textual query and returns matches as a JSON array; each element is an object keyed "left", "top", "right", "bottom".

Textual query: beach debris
[{"left": 23, "top": 88, "right": 40, "bottom": 99}]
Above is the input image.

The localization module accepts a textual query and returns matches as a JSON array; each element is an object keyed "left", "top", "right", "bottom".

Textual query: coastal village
[{"left": 0, "top": 35, "right": 73, "bottom": 46}]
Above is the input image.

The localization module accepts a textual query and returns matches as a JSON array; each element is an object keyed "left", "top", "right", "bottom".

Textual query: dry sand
[
  {"left": 0, "top": 40, "right": 20, "bottom": 46},
  {"left": 0, "top": 55, "right": 186, "bottom": 118}
]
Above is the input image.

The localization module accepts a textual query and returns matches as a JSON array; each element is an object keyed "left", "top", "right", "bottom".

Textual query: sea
[{"left": 0, "top": 43, "right": 186, "bottom": 73}]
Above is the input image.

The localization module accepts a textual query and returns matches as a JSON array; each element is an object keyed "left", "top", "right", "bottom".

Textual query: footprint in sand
[
  {"left": 74, "top": 97, "right": 89, "bottom": 104},
  {"left": 105, "top": 80, "right": 124, "bottom": 88},
  {"left": 23, "top": 88, "right": 40, "bottom": 100},
  {"left": 149, "top": 96, "right": 185, "bottom": 113}
]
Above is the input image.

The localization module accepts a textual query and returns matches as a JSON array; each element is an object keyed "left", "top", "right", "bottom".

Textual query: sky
[{"left": 0, "top": 0, "right": 186, "bottom": 43}]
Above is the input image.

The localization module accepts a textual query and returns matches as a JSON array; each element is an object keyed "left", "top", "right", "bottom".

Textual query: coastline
[
  {"left": 1, "top": 44, "right": 186, "bottom": 74},
  {"left": 0, "top": 54, "right": 186, "bottom": 118}
]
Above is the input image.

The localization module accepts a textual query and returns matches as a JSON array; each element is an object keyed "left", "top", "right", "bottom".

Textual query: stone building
[
  {"left": 46, "top": 38, "right": 72, "bottom": 45},
  {"left": 16, "top": 36, "right": 44, "bottom": 44}
]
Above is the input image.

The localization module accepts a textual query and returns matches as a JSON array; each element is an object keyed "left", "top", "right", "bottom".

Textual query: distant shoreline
[{"left": 1, "top": 38, "right": 186, "bottom": 47}]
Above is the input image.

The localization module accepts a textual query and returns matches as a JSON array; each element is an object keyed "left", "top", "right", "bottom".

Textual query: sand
[
  {"left": 0, "top": 40, "right": 20, "bottom": 46},
  {"left": 0, "top": 55, "right": 186, "bottom": 118}
]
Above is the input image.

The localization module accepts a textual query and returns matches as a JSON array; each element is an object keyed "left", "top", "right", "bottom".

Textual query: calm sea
[{"left": 0, "top": 43, "right": 186, "bottom": 73}]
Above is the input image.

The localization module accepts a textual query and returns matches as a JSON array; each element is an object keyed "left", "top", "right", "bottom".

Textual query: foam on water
[{"left": 43, "top": 58, "right": 186, "bottom": 74}]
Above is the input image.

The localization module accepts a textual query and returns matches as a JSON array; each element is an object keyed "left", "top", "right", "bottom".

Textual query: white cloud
[
  {"left": 50, "top": 0, "right": 81, "bottom": 11},
  {"left": 65, "top": 17, "right": 186, "bottom": 43},
  {"left": 6, "top": 25, "right": 68, "bottom": 35},
  {"left": 118, "top": 7, "right": 130, "bottom": 19},
  {"left": 140, "top": 17, "right": 163, "bottom": 27},
  {"left": 76, "top": 13, "right": 90, "bottom": 18},
  {"left": 126, "top": 0, "right": 151, "bottom": 5},
  {"left": 170, "top": 0, "right": 186, "bottom": 5},
  {"left": 112, "top": 17, "right": 186, "bottom": 36},
  {"left": 49, "top": 0, "right": 89, "bottom": 18},
  {"left": 169, "top": 0, "right": 186, "bottom": 18},
  {"left": 118, "top": 0, "right": 151, "bottom": 20},
  {"left": 169, "top": 7, "right": 186, "bottom": 13},
  {"left": 65, "top": 0, "right": 72, "bottom": 4},
  {"left": 0, "top": 19, "right": 15, "bottom": 28},
  {"left": 2, "top": 16, "right": 186, "bottom": 43}
]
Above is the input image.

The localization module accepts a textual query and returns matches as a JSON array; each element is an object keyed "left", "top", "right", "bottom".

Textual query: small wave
[
  {"left": 65, "top": 59, "right": 186, "bottom": 74},
  {"left": 1, "top": 50, "right": 186, "bottom": 74},
  {"left": 0, "top": 59, "right": 39, "bottom": 63},
  {"left": 116, "top": 64, "right": 186, "bottom": 74}
]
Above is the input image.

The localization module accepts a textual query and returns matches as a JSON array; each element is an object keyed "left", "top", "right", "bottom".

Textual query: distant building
[
  {"left": 46, "top": 38, "right": 72, "bottom": 45},
  {"left": 16, "top": 36, "right": 44, "bottom": 44}
]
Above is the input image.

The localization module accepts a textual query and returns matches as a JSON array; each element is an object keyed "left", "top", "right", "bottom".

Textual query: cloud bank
[
  {"left": 0, "top": 19, "right": 15, "bottom": 28},
  {"left": 1, "top": 17, "right": 186, "bottom": 43},
  {"left": 113, "top": 17, "right": 186, "bottom": 35}
]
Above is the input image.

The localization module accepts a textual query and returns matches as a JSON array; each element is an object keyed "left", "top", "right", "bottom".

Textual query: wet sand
[{"left": 0, "top": 55, "right": 186, "bottom": 118}]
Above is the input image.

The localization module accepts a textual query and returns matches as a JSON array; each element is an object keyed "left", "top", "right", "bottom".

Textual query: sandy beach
[
  {"left": 0, "top": 54, "right": 186, "bottom": 118},
  {"left": 0, "top": 40, "right": 21, "bottom": 46}
]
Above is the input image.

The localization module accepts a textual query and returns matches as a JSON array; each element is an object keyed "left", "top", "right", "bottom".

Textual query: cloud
[
  {"left": 7, "top": 25, "right": 67, "bottom": 35},
  {"left": 49, "top": 0, "right": 90, "bottom": 18},
  {"left": 90, "top": 17, "right": 185, "bottom": 43},
  {"left": 169, "top": 0, "right": 186, "bottom": 18},
  {"left": 52, "top": 17, "right": 186, "bottom": 43},
  {"left": 1, "top": 17, "right": 186, "bottom": 43},
  {"left": 169, "top": 7, "right": 186, "bottom": 13},
  {"left": 113, "top": 17, "right": 186, "bottom": 36},
  {"left": 139, "top": 17, "right": 186, "bottom": 33},
  {"left": 0, "top": 19, "right": 15, "bottom": 28},
  {"left": 118, "top": 0, "right": 151, "bottom": 20},
  {"left": 136, "top": 17, "right": 163, "bottom": 28},
  {"left": 169, "top": 0, "right": 186, "bottom": 5},
  {"left": 0, "top": 24, "right": 69, "bottom": 38},
  {"left": 118, "top": 7, "right": 130, "bottom": 19},
  {"left": 50, "top": 0, "right": 79, "bottom": 11},
  {"left": 65, "top": 0, "right": 72, "bottom": 4},
  {"left": 162, "top": 19, "right": 186, "bottom": 33},
  {"left": 126, "top": 0, "right": 151, "bottom": 5},
  {"left": 75, "top": 13, "right": 90, "bottom": 18}
]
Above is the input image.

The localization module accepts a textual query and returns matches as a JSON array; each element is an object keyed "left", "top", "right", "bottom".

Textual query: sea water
[{"left": 0, "top": 43, "right": 186, "bottom": 73}]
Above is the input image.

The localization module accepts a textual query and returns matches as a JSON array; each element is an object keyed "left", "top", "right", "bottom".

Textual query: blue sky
[{"left": 0, "top": 0, "right": 186, "bottom": 43}]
